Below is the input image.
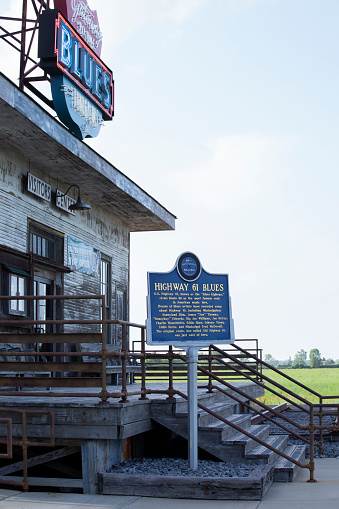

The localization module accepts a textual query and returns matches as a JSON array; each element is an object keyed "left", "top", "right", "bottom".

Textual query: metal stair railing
[
  {"left": 0, "top": 407, "right": 55, "bottom": 491},
  {"left": 189, "top": 343, "right": 339, "bottom": 483},
  {"left": 1, "top": 294, "right": 338, "bottom": 484},
  {"left": 222, "top": 342, "right": 339, "bottom": 454},
  {"left": 173, "top": 387, "right": 311, "bottom": 476},
  {"left": 171, "top": 351, "right": 317, "bottom": 481}
]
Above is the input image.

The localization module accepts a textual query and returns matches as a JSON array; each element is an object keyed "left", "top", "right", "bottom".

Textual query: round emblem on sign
[{"left": 177, "top": 252, "right": 201, "bottom": 281}]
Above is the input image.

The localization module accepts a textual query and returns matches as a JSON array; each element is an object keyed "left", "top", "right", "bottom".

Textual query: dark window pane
[
  {"left": 42, "top": 238, "right": 46, "bottom": 257},
  {"left": 32, "top": 234, "right": 37, "bottom": 254},
  {"left": 29, "top": 228, "right": 61, "bottom": 262},
  {"left": 48, "top": 240, "right": 55, "bottom": 261}
]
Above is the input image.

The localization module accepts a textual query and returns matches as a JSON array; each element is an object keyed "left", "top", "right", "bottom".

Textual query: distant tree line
[{"left": 264, "top": 349, "right": 337, "bottom": 369}]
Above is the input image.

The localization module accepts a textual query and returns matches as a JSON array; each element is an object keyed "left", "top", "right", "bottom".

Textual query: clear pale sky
[{"left": 2, "top": 0, "right": 339, "bottom": 361}]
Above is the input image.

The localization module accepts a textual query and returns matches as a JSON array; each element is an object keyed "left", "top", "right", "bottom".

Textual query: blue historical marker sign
[{"left": 146, "top": 252, "right": 235, "bottom": 346}]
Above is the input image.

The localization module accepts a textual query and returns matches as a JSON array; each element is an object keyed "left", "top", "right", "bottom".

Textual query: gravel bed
[
  {"left": 268, "top": 409, "right": 339, "bottom": 458},
  {"left": 287, "top": 435, "right": 339, "bottom": 458},
  {"left": 268, "top": 409, "right": 336, "bottom": 435},
  {"left": 108, "top": 457, "right": 255, "bottom": 478}
]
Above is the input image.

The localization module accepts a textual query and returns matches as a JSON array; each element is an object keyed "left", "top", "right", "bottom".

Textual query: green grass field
[{"left": 260, "top": 368, "right": 339, "bottom": 405}]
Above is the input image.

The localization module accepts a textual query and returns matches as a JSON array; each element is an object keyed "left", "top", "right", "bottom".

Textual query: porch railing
[{"left": 0, "top": 293, "right": 338, "bottom": 483}]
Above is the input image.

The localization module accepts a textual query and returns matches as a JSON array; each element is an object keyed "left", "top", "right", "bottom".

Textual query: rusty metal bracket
[{"left": 0, "top": 418, "right": 12, "bottom": 459}]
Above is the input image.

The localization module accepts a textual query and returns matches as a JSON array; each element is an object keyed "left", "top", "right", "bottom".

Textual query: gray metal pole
[{"left": 187, "top": 345, "right": 198, "bottom": 470}]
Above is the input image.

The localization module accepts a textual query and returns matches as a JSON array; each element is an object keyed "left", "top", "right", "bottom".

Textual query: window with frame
[
  {"left": 115, "top": 288, "right": 127, "bottom": 345},
  {"left": 10, "top": 274, "right": 26, "bottom": 314},
  {"left": 34, "top": 277, "right": 54, "bottom": 334},
  {"left": 100, "top": 259, "right": 110, "bottom": 306},
  {"left": 29, "top": 225, "right": 64, "bottom": 264},
  {"left": 2, "top": 266, "right": 30, "bottom": 315},
  {"left": 100, "top": 257, "right": 112, "bottom": 343}
]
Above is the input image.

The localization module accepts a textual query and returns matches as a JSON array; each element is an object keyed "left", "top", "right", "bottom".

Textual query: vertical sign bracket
[{"left": 184, "top": 344, "right": 201, "bottom": 470}]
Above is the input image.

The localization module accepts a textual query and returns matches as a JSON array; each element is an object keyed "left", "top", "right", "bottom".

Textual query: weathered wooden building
[
  {"left": 0, "top": 70, "right": 328, "bottom": 502},
  {"left": 0, "top": 3, "right": 328, "bottom": 500},
  {"left": 0, "top": 71, "right": 175, "bottom": 350}
]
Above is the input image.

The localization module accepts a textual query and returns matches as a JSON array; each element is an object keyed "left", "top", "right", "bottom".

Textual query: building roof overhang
[{"left": 0, "top": 73, "right": 176, "bottom": 232}]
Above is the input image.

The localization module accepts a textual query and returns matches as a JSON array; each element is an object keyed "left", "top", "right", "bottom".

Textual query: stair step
[
  {"left": 176, "top": 401, "right": 237, "bottom": 426},
  {"left": 194, "top": 424, "right": 271, "bottom": 464},
  {"left": 246, "top": 434, "right": 288, "bottom": 464},
  {"left": 173, "top": 391, "right": 221, "bottom": 412},
  {"left": 151, "top": 388, "right": 306, "bottom": 486},
  {"left": 173, "top": 387, "right": 255, "bottom": 413},
  {"left": 224, "top": 424, "right": 270, "bottom": 452},
  {"left": 199, "top": 413, "right": 252, "bottom": 440},
  {"left": 273, "top": 444, "right": 307, "bottom": 482},
  {"left": 205, "top": 412, "right": 252, "bottom": 429}
]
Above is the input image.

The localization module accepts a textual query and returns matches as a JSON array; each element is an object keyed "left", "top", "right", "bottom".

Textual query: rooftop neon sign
[
  {"left": 54, "top": 0, "right": 103, "bottom": 57},
  {"left": 38, "top": 8, "right": 114, "bottom": 139}
]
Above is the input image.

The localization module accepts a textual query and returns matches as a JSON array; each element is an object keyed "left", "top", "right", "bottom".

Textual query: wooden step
[
  {"left": 176, "top": 401, "right": 238, "bottom": 426},
  {"left": 273, "top": 444, "right": 307, "bottom": 482},
  {"left": 245, "top": 434, "right": 288, "bottom": 464},
  {"left": 151, "top": 392, "right": 304, "bottom": 482},
  {"left": 173, "top": 391, "right": 227, "bottom": 413},
  {"left": 199, "top": 413, "right": 253, "bottom": 441},
  {"left": 223, "top": 424, "right": 271, "bottom": 453},
  {"left": 197, "top": 425, "right": 271, "bottom": 464}
]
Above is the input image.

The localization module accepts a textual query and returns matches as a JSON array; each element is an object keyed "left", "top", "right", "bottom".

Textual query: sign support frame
[{"left": 185, "top": 344, "right": 200, "bottom": 471}]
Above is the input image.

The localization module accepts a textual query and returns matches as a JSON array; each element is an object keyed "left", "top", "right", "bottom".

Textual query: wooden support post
[{"left": 81, "top": 439, "right": 122, "bottom": 494}]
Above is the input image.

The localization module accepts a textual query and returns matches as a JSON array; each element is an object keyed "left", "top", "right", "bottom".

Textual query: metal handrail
[
  {"left": 0, "top": 407, "right": 55, "bottom": 491},
  {"left": 1, "top": 294, "right": 339, "bottom": 484},
  {"left": 173, "top": 389, "right": 311, "bottom": 475},
  {"left": 203, "top": 344, "right": 339, "bottom": 478},
  {"left": 224, "top": 342, "right": 339, "bottom": 452},
  {"left": 231, "top": 342, "right": 323, "bottom": 399},
  {"left": 0, "top": 294, "right": 146, "bottom": 403},
  {"left": 212, "top": 346, "right": 313, "bottom": 408}
]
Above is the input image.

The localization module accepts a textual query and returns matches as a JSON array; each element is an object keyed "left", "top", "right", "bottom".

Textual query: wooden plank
[
  {"left": 0, "top": 475, "right": 83, "bottom": 488},
  {"left": 117, "top": 420, "right": 153, "bottom": 440},
  {"left": 98, "top": 464, "right": 274, "bottom": 500},
  {"left": 0, "top": 424, "right": 120, "bottom": 440},
  {"left": 0, "top": 404, "right": 152, "bottom": 427},
  {"left": 0, "top": 377, "right": 102, "bottom": 388},
  {"left": 0, "top": 362, "right": 102, "bottom": 373},
  {"left": 0, "top": 333, "right": 102, "bottom": 344},
  {"left": 0, "top": 446, "right": 80, "bottom": 476}
]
